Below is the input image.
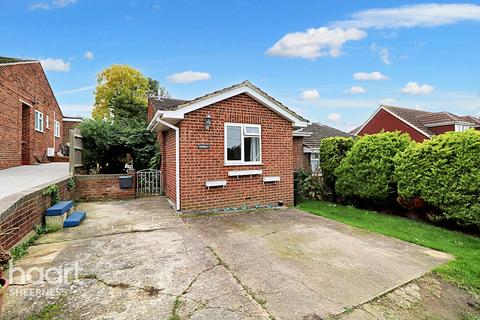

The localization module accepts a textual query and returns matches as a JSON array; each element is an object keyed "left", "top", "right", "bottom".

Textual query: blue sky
[{"left": 1, "top": 0, "right": 480, "bottom": 131}]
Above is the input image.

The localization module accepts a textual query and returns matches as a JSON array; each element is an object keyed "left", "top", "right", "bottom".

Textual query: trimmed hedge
[
  {"left": 395, "top": 130, "right": 480, "bottom": 227},
  {"left": 319, "top": 137, "right": 355, "bottom": 193},
  {"left": 335, "top": 132, "right": 412, "bottom": 202}
]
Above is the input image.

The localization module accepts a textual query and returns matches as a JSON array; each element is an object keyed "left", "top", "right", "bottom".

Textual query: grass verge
[{"left": 297, "top": 200, "right": 480, "bottom": 295}]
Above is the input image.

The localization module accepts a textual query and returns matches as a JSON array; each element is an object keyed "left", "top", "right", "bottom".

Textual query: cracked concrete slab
[{"left": 3, "top": 198, "right": 451, "bottom": 319}]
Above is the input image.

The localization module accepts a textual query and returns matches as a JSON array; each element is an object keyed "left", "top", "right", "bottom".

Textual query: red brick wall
[
  {"left": 293, "top": 137, "right": 305, "bottom": 170},
  {"left": 0, "top": 178, "right": 73, "bottom": 250},
  {"left": 160, "top": 128, "right": 177, "bottom": 204},
  {"left": 175, "top": 93, "right": 294, "bottom": 211},
  {"left": 74, "top": 174, "right": 136, "bottom": 201},
  {"left": 147, "top": 101, "right": 155, "bottom": 123},
  {"left": 358, "top": 109, "right": 429, "bottom": 142},
  {"left": 429, "top": 124, "right": 454, "bottom": 135},
  {"left": 0, "top": 62, "right": 64, "bottom": 169},
  {"left": 62, "top": 120, "right": 81, "bottom": 144}
]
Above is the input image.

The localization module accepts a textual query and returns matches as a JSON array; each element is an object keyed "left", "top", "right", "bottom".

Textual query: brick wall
[
  {"left": 74, "top": 174, "right": 136, "bottom": 201},
  {"left": 62, "top": 120, "right": 81, "bottom": 145},
  {"left": 0, "top": 62, "right": 64, "bottom": 169},
  {"left": 293, "top": 136, "right": 305, "bottom": 170},
  {"left": 0, "top": 178, "right": 73, "bottom": 250},
  {"left": 160, "top": 129, "right": 177, "bottom": 205},
  {"left": 174, "top": 93, "right": 294, "bottom": 211}
]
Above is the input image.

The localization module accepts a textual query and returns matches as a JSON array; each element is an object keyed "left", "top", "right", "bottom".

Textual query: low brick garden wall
[
  {"left": 74, "top": 173, "right": 136, "bottom": 201},
  {"left": 0, "top": 173, "right": 137, "bottom": 250},
  {"left": 0, "top": 178, "right": 73, "bottom": 250}
]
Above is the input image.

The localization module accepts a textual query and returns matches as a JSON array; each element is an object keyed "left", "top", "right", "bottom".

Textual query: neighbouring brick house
[
  {"left": 0, "top": 57, "right": 66, "bottom": 169},
  {"left": 62, "top": 116, "right": 83, "bottom": 145},
  {"left": 294, "top": 123, "right": 352, "bottom": 171},
  {"left": 147, "top": 81, "right": 308, "bottom": 212},
  {"left": 353, "top": 105, "right": 480, "bottom": 142}
]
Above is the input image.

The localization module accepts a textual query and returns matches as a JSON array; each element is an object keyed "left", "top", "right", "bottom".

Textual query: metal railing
[{"left": 136, "top": 169, "right": 162, "bottom": 196}]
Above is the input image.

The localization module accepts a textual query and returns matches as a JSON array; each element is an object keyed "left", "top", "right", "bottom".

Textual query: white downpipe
[{"left": 154, "top": 116, "right": 180, "bottom": 211}]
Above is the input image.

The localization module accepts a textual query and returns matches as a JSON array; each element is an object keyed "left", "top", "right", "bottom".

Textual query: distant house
[
  {"left": 0, "top": 57, "right": 67, "bottom": 169},
  {"left": 353, "top": 105, "right": 480, "bottom": 142},
  {"left": 62, "top": 116, "right": 83, "bottom": 144},
  {"left": 147, "top": 81, "right": 308, "bottom": 212},
  {"left": 294, "top": 123, "right": 352, "bottom": 171}
]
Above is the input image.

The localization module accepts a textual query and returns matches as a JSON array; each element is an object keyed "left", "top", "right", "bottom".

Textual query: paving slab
[{"left": 3, "top": 198, "right": 451, "bottom": 319}]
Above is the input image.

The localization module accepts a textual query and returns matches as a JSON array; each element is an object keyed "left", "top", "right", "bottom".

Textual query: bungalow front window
[
  {"left": 225, "top": 123, "right": 261, "bottom": 165},
  {"left": 311, "top": 152, "right": 320, "bottom": 172}
]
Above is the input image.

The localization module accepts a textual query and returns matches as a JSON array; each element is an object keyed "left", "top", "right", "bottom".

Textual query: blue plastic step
[
  {"left": 45, "top": 201, "right": 74, "bottom": 216},
  {"left": 63, "top": 211, "right": 86, "bottom": 228}
]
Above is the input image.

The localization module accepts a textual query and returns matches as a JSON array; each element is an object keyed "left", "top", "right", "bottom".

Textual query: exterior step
[
  {"left": 45, "top": 200, "right": 74, "bottom": 216},
  {"left": 63, "top": 211, "right": 86, "bottom": 228}
]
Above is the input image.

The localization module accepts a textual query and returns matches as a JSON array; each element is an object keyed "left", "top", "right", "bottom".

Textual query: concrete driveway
[
  {"left": 3, "top": 197, "right": 451, "bottom": 320},
  {"left": 0, "top": 163, "right": 69, "bottom": 210}
]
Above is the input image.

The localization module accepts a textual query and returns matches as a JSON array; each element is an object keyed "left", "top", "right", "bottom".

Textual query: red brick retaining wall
[
  {"left": 74, "top": 174, "right": 136, "bottom": 201},
  {"left": 0, "top": 178, "right": 73, "bottom": 250}
]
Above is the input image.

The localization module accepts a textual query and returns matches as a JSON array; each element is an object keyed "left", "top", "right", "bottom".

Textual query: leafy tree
[
  {"left": 395, "top": 130, "right": 480, "bottom": 227},
  {"left": 92, "top": 65, "right": 150, "bottom": 122},
  {"left": 335, "top": 132, "right": 412, "bottom": 202},
  {"left": 147, "top": 77, "right": 169, "bottom": 99},
  {"left": 319, "top": 137, "right": 355, "bottom": 197},
  {"left": 79, "top": 118, "right": 159, "bottom": 174}
]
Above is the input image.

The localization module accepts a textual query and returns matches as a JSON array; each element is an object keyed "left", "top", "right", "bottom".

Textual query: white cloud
[
  {"left": 300, "top": 89, "right": 320, "bottom": 100},
  {"left": 327, "top": 112, "right": 342, "bottom": 123},
  {"left": 84, "top": 51, "right": 94, "bottom": 61},
  {"left": 401, "top": 82, "right": 434, "bottom": 95},
  {"left": 28, "top": 0, "right": 75, "bottom": 10},
  {"left": 27, "top": 2, "right": 50, "bottom": 10},
  {"left": 40, "top": 58, "right": 71, "bottom": 72},
  {"left": 167, "top": 71, "right": 211, "bottom": 84},
  {"left": 370, "top": 43, "right": 391, "bottom": 65},
  {"left": 266, "top": 27, "right": 366, "bottom": 59},
  {"left": 353, "top": 71, "right": 389, "bottom": 81},
  {"left": 58, "top": 85, "right": 95, "bottom": 95},
  {"left": 380, "top": 98, "right": 396, "bottom": 105},
  {"left": 334, "top": 4, "right": 480, "bottom": 29},
  {"left": 347, "top": 86, "right": 366, "bottom": 94}
]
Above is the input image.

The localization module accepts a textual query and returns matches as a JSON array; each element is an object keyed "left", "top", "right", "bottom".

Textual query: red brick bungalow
[
  {"left": 0, "top": 57, "right": 65, "bottom": 169},
  {"left": 353, "top": 105, "right": 480, "bottom": 142},
  {"left": 147, "top": 81, "right": 308, "bottom": 212}
]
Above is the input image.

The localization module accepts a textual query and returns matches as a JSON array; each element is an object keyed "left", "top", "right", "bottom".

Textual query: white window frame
[
  {"left": 35, "top": 110, "right": 44, "bottom": 133},
  {"left": 45, "top": 114, "right": 49, "bottom": 129},
  {"left": 310, "top": 152, "right": 320, "bottom": 172},
  {"left": 54, "top": 120, "right": 61, "bottom": 138},
  {"left": 455, "top": 123, "right": 471, "bottom": 132},
  {"left": 224, "top": 122, "right": 262, "bottom": 166}
]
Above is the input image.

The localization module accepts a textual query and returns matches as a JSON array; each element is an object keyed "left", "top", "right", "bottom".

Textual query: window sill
[
  {"left": 224, "top": 162, "right": 263, "bottom": 167},
  {"left": 35, "top": 129, "right": 44, "bottom": 133}
]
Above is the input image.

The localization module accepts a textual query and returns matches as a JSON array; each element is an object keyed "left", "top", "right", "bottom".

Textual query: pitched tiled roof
[
  {"left": 0, "top": 56, "right": 36, "bottom": 64},
  {"left": 302, "top": 123, "right": 352, "bottom": 149},
  {"left": 149, "top": 80, "right": 308, "bottom": 123},
  {"left": 381, "top": 105, "right": 435, "bottom": 136},
  {"left": 149, "top": 98, "right": 189, "bottom": 111},
  {"left": 355, "top": 105, "right": 480, "bottom": 137}
]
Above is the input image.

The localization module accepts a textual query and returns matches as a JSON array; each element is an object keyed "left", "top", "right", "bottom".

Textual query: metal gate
[{"left": 136, "top": 169, "right": 162, "bottom": 196}]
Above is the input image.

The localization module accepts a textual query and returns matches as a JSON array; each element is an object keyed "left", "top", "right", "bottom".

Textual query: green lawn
[{"left": 297, "top": 200, "right": 480, "bottom": 295}]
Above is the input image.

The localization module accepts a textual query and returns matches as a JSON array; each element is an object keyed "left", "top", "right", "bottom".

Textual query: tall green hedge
[
  {"left": 395, "top": 130, "right": 480, "bottom": 227},
  {"left": 319, "top": 137, "right": 355, "bottom": 192},
  {"left": 335, "top": 132, "right": 412, "bottom": 202},
  {"left": 79, "top": 118, "right": 159, "bottom": 174}
]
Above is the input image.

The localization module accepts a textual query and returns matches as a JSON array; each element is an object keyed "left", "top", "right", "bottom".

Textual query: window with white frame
[
  {"left": 225, "top": 123, "right": 261, "bottom": 164},
  {"left": 54, "top": 120, "right": 61, "bottom": 138},
  {"left": 455, "top": 123, "right": 471, "bottom": 132},
  {"left": 45, "top": 115, "right": 49, "bottom": 129},
  {"left": 34, "top": 110, "right": 44, "bottom": 132},
  {"left": 310, "top": 152, "right": 320, "bottom": 172}
]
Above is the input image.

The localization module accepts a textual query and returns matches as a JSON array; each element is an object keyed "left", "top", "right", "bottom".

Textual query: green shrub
[
  {"left": 294, "top": 169, "right": 330, "bottom": 202},
  {"left": 79, "top": 118, "right": 159, "bottom": 174},
  {"left": 43, "top": 185, "right": 60, "bottom": 205},
  {"left": 319, "top": 136, "right": 355, "bottom": 193},
  {"left": 335, "top": 131, "right": 412, "bottom": 202},
  {"left": 395, "top": 130, "right": 480, "bottom": 227}
]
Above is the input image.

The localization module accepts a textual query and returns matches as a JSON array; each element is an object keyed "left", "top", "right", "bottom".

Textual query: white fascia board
[
  {"left": 63, "top": 118, "right": 83, "bottom": 122},
  {"left": 162, "top": 85, "right": 308, "bottom": 127}
]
